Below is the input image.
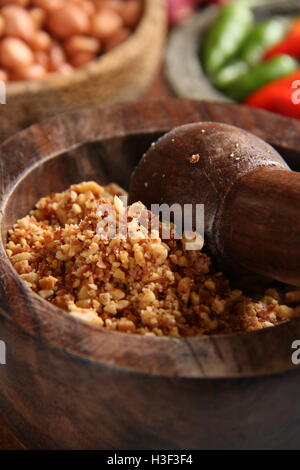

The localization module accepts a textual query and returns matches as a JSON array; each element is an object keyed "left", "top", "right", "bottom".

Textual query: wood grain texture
[
  {"left": 1, "top": 99, "right": 300, "bottom": 449},
  {"left": 0, "top": 0, "right": 167, "bottom": 143},
  {"left": 0, "top": 413, "right": 25, "bottom": 450}
]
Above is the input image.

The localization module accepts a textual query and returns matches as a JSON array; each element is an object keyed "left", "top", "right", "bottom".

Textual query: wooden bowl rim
[
  {"left": 1, "top": 98, "right": 300, "bottom": 379},
  {"left": 5, "top": 0, "right": 162, "bottom": 96},
  {"left": 165, "top": 6, "right": 228, "bottom": 102}
]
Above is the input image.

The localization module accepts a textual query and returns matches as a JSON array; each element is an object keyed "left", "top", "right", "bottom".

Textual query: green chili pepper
[
  {"left": 202, "top": 2, "right": 254, "bottom": 77},
  {"left": 213, "top": 59, "right": 249, "bottom": 90},
  {"left": 239, "top": 17, "right": 289, "bottom": 66},
  {"left": 224, "top": 54, "right": 298, "bottom": 102}
]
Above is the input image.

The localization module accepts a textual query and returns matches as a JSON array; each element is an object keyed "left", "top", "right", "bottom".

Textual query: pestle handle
[
  {"left": 219, "top": 167, "right": 300, "bottom": 285},
  {"left": 129, "top": 122, "right": 300, "bottom": 285}
]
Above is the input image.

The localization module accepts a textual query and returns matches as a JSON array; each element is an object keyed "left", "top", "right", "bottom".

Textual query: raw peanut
[
  {"left": 2, "top": 5, "right": 36, "bottom": 41},
  {"left": 0, "top": 15, "right": 4, "bottom": 36},
  {"left": 64, "top": 35, "right": 100, "bottom": 55},
  {"left": 119, "top": 0, "right": 143, "bottom": 28},
  {"left": 0, "top": 0, "right": 134, "bottom": 82},
  {"left": 0, "top": 69, "right": 8, "bottom": 82},
  {"left": 29, "top": 7, "right": 46, "bottom": 29},
  {"left": 35, "top": 50, "right": 49, "bottom": 69},
  {"left": 47, "top": 4, "right": 90, "bottom": 39},
  {"left": 92, "top": 9, "right": 123, "bottom": 40},
  {"left": 81, "top": 0, "right": 96, "bottom": 16},
  {"left": 57, "top": 62, "right": 73, "bottom": 75},
  {"left": 49, "top": 42, "right": 65, "bottom": 71},
  {"left": 95, "top": 0, "right": 122, "bottom": 12},
  {"left": 8, "top": 71, "right": 19, "bottom": 81},
  {"left": 1, "top": 0, "right": 30, "bottom": 6},
  {"left": 32, "top": 0, "right": 64, "bottom": 11},
  {"left": 69, "top": 51, "right": 95, "bottom": 68},
  {"left": 0, "top": 37, "right": 34, "bottom": 69},
  {"left": 92, "top": 0, "right": 104, "bottom": 10},
  {"left": 104, "top": 27, "right": 130, "bottom": 52},
  {"left": 18, "top": 63, "right": 47, "bottom": 80},
  {"left": 30, "top": 30, "right": 52, "bottom": 51}
]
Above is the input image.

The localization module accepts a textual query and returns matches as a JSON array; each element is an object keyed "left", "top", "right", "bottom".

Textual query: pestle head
[
  {"left": 129, "top": 122, "right": 296, "bottom": 283},
  {"left": 129, "top": 122, "right": 287, "bottom": 243}
]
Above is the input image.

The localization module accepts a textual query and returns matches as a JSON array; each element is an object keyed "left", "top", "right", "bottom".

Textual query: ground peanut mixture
[{"left": 6, "top": 181, "right": 300, "bottom": 336}]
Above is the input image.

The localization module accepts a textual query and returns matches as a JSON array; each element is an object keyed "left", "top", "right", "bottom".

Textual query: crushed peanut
[
  {"left": 188, "top": 154, "right": 201, "bottom": 164},
  {"left": 6, "top": 181, "right": 300, "bottom": 336}
]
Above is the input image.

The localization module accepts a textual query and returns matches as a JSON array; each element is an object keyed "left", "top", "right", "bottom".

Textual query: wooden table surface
[
  {"left": 0, "top": 71, "right": 173, "bottom": 450},
  {"left": 0, "top": 413, "right": 25, "bottom": 450}
]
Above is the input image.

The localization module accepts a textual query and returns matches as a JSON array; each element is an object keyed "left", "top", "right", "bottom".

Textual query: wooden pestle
[{"left": 129, "top": 122, "right": 300, "bottom": 286}]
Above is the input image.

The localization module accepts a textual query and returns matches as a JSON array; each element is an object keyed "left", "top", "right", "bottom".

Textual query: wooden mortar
[{"left": 1, "top": 100, "right": 300, "bottom": 450}]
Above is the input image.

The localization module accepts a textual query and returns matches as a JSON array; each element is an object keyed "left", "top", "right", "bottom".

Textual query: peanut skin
[{"left": 0, "top": 0, "right": 142, "bottom": 82}]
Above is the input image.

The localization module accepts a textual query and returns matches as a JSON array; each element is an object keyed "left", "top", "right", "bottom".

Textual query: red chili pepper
[
  {"left": 264, "top": 34, "right": 300, "bottom": 60},
  {"left": 264, "top": 17, "right": 300, "bottom": 60},
  {"left": 289, "top": 17, "right": 300, "bottom": 36},
  {"left": 245, "top": 70, "right": 300, "bottom": 120}
]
